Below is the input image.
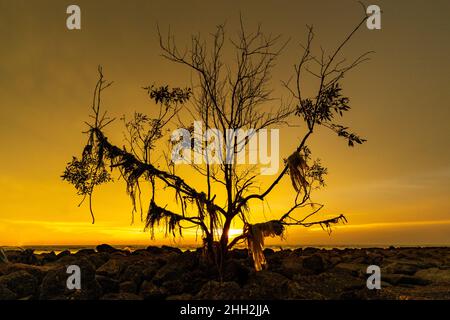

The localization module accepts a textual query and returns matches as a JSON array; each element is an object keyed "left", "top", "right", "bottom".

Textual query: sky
[{"left": 0, "top": 0, "right": 449, "bottom": 247}]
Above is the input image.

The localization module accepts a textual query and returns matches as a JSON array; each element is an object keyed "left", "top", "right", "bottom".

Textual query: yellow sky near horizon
[{"left": 0, "top": 0, "right": 449, "bottom": 247}]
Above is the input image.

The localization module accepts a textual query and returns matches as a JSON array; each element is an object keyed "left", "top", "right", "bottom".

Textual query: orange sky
[{"left": 0, "top": 0, "right": 449, "bottom": 247}]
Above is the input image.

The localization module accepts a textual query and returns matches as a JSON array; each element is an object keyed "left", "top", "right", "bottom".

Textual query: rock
[
  {"left": 0, "top": 271, "right": 38, "bottom": 298},
  {"left": 146, "top": 246, "right": 164, "bottom": 254},
  {"left": 0, "top": 263, "right": 51, "bottom": 282},
  {"left": 120, "top": 263, "right": 146, "bottom": 284},
  {"left": 415, "top": 268, "right": 450, "bottom": 284},
  {"left": 96, "top": 275, "right": 119, "bottom": 293},
  {"left": 229, "top": 249, "right": 248, "bottom": 260},
  {"left": 96, "top": 244, "right": 118, "bottom": 254},
  {"left": 382, "top": 274, "right": 431, "bottom": 286},
  {"left": 75, "top": 249, "right": 96, "bottom": 256},
  {"left": 384, "top": 262, "right": 419, "bottom": 275},
  {"left": 41, "top": 251, "right": 58, "bottom": 264},
  {"left": 195, "top": 281, "right": 241, "bottom": 300},
  {"left": 161, "top": 245, "right": 182, "bottom": 254},
  {"left": 0, "top": 284, "right": 17, "bottom": 300},
  {"left": 334, "top": 263, "right": 367, "bottom": 277},
  {"left": 303, "top": 247, "right": 320, "bottom": 255},
  {"left": 119, "top": 281, "right": 138, "bottom": 293},
  {"left": 284, "top": 281, "right": 324, "bottom": 300},
  {"left": 153, "top": 251, "right": 198, "bottom": 284},
  {"left": 131, "top": 249, "right": 151, "bottom": 256},
  {"left": 87, "top": 252, "right": 110, "bottom": 269},
  {"left": 302, "top": 254, "right": 325, "bottom": 274},
  {"left": 39, "top": 266, "right": 69, "bottom": 300},
  {"left": 294, "top": 272, "right": 365, "bottom": 299},
  {"left": 40, "top": 257, "right": 101, "bottom": 300},
  {"left": 142, "top": 261, "right": 163, "bottom": 281},
  {"left": 223, "top": 259, "right": 250, "bottom": 285},
  {"left": 278, "top": 255, "right": 305, "bottom": 279},
  {"left": 96, "top": 259, "right": 126, "bottom": 279},
  {"left": 56, "top": 250, "right": 71, "bottom": 259},
  {"left": 0, "top": 249, "right": 8, "bottom": 264},
  {"left": 6, "top": 249, "right": 38, "bottom": 265},
  {"left": 140, "top": 280, "right": 167, "bottom": 300},
  {"left": 101, "top": 292, "right": 143, "bottom": 300},
  {"left": 362, "top": 252, "right": 384, "bottom": 265},
  {"left": 242, "top": 271, "right": 290, "bottom": 299},
  {"left": 161, "top": 279, "right": 185, "bottom": 295},
  {"left": 166, "top": 293, "right": 194, "bottom": 300}
]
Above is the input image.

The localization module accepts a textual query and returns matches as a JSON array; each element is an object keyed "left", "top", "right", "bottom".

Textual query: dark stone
[
  {"left": 75, "top": 249, "right": 96, "bottom": 256},
  {"left": 142, "top": 261, "right": 162, "bottom": 281},
  {"left": 41, "top": 251, "right": 58, "bottom": 264},
  {"left": 384, "top": 262, "right": 420, "bottom": 275},
  {"left": 302, "top": 254, "right": 325, "bottom": 274},
  {"left": 161, "top": 246, "right": 182, "bottom": 254},
  {"left": 96, "top": 259, "right": 126, "bottom": 279},
  {"left": 87, "top": 252, "right": 111, "bottom": 269},
  {"left": 0, "top": 284, "right": 17, "bottom": 300},
  {"left": 96, "top": 244, "right": 118, "bottom": 254},
  {"left": 120, "top": 263, "right": 146, "bottom": 284},
  {"left": 223, "top": 259, "right": 250, "bottom": 285},
  {"left": 0, "top": 271, "right": 38, "bottom": 298},
  {"left": 119, "top": 281, "right": 138, "bottom": 293},
  {"left": 140, "top": 280, "right": 167, "bottom": 300},
  {"left": 146, "top": 246, "right": 164, "bottom": 254},
  {"left": 40, "top": 257, "right": 100, "bottom": 300},
  {"left": 131, "top": 249, "right": 150, "bottom": 256},
  {"left": 383, "top": 274, "right": 431, "bottom": 286},
  {"left": 242, "top": 271, "right": 290, "bottom": 299},
  {"left": 153, "top": 251, "right": 198, "bottom": 284},
  {"left": 0, "top": 263, "right": 48, "bottom": 283},
  {"left": 56, "top": 250, "right": 71, "bottom": 259},
  {"left": 6, "top": 249, "right": 38, "bottom": 265},
  {"left": 302, "top": 247, "right": 320, "bottom": 255},
  {"left": 195, "top": 281, "right": 241, "bottom": 299},
  {"left": 101, "top": 292, "right": 143, "bottom": 300},
  {"left": 229, "top": 249, "right": 248, "bottom": 260},
  {"left": 96, "top": 275, "right": 119, "bottom": 293},
  {"left": 161, "top": 279, "right": 185, "bottom": 295}
]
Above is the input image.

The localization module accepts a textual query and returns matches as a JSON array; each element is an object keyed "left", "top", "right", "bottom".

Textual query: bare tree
[{"left": 62, "top": 14, "right": 371, "bottom": 271}]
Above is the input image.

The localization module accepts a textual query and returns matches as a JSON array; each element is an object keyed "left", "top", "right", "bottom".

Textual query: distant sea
[{"left": 2, "top": 244, "right": 449, "bottom": 255}]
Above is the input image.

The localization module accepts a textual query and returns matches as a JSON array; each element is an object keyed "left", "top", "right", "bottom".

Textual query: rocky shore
[{"left": 0, "top": 245, "right": 449, "bottom": 300}]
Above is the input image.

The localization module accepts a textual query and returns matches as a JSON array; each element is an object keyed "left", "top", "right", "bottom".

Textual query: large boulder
[
  {"left": 0, "top": 271, "right": 38, "bottom": 298},
  {"left": 5, "top": 249, "right": 38, "bottom": 265},
  {"left": 95, "top": 275, "right": 119, "bottom": 294},
  {"left": 0, "top": 263, "right": 51, "bottom": 282},
  {"left": 302, "top": 254, "right": 325, "bottom": 274},
  {"left": 140, "top": 280, "right": 168, "bottom": 300},
  {"left": 96, "top": 259, "right": 127, "bottom": 279},
  {"left": 414, "top": 268, "right": 450, "bottom": 284},
  {"left": 96, "top": 244, "right": 119, "bottom": 254},
  {"left": 242, "top": 271, "right": 290, "bottom": 299},
  {"left": 0, "top": 284, "right": 17, "bottom": 300},
  {"left": 383, "top": 261, "right": 420, "bottom": 275},
  {"left": 195, "top": 281, "right": 241, "bottom": 300},
  {"left": 223, "top": 259, "right": 251, "bottom": 285},
  {"left": 39, "top": 257, "right": 101, "bottom": 300},
  {"left": 153, "top": 251, "right": 198, "bottom": 284}
]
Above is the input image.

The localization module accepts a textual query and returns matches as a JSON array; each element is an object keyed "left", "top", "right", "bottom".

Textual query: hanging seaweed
[{"left": 246, "top": 220, "right": 285, "bottom": 271}]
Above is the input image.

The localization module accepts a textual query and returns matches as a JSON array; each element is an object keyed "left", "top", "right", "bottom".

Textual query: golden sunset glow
[{"left": 0, "top": 0, "right": 449, "bottom": 248}]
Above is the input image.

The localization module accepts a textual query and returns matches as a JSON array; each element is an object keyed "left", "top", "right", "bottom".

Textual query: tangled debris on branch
[{"left": 246, "top": 220, "right": 285, "bottom": 271}]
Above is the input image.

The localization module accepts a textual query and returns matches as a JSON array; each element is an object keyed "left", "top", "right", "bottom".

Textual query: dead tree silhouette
[{"left": 62, "top": 15, "right": 371, "bottom": 271}]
